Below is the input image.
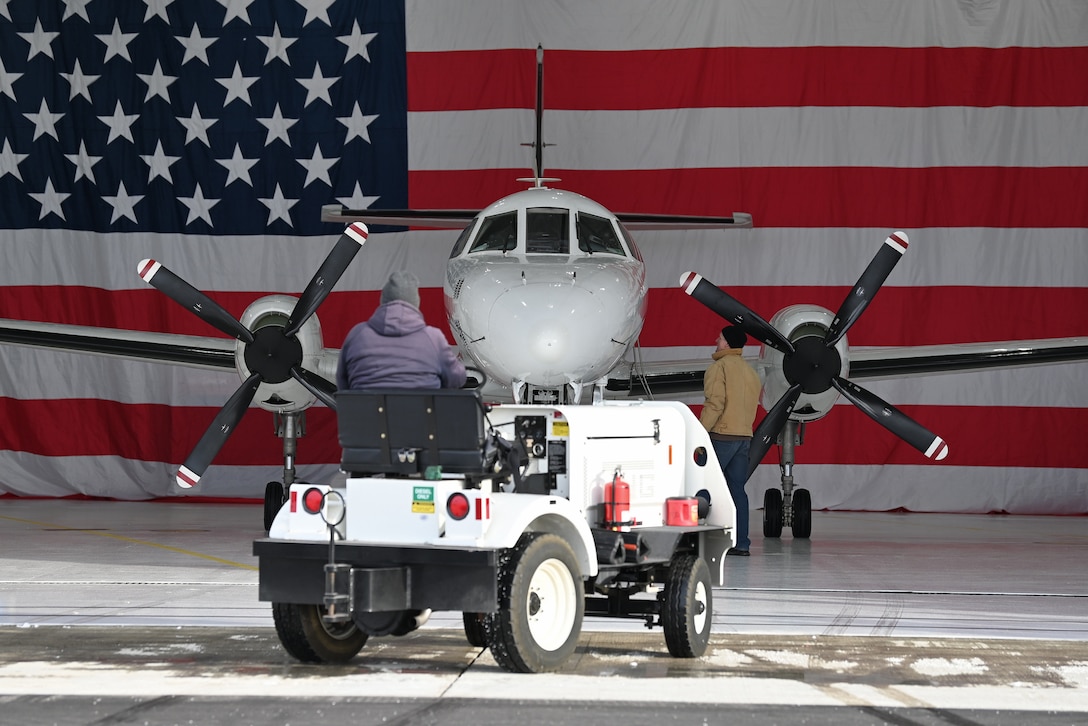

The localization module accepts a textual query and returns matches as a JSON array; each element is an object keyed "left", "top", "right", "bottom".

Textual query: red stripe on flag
[
  {"left": 0, "top": 397, "right": 337, "bottom": 466},
  {"left": 408, "top": 47, "right": 1088, "bottom": 111},
  {"left": 2, "top": 398, "right": 1084, "bottom": 469},
  {"left": 410, "top": 167, "right": 1088, "bottom": 228},
  {"left": 641, "top": 287, "right": 1088, "bottom": 347}
]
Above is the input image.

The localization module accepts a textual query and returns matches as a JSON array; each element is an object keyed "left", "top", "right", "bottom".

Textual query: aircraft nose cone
[
  {"left": 531, "top": 324, "right": 566, "bottom": 363},
  {"left": 489, "top": 283, "right": 604, "bottom": 384}
]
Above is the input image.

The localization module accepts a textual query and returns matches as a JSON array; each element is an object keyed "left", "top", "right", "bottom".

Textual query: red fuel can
[{"left": 665, "top": 496, "right": 699, "bottom": 526}]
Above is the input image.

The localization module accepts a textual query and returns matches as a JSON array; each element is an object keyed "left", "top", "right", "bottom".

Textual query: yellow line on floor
[{"left": 0, "top": 514, "right": 258, "bottom": 571}]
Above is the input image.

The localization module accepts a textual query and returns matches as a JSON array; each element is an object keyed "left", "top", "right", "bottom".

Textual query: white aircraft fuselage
[{"left": 443, "top": 186, "right": 647, "bottom": 402}]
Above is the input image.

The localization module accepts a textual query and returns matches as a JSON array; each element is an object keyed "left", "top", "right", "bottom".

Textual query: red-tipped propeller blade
[
  {"left": 824, "top": 231, "right": 909, "bottom": 347},
  {"left": 175, "top": 373, "right": 261, "bottom": 489},
  {"left": 284, "top": 222, "right": 368, "bottom": 337},
  {"left": 138, "top": 259, "right": 254, "bottom": 344},
  {"left": 831, "top": 377, "right": 949, "bottom": 460},
  {"left": 679, "top": 272, "right": 795, "bottom": 354}
]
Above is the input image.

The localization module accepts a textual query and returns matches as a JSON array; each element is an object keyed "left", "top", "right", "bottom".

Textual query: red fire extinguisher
[{"left": 604, "top": 469, "right": 631, "bottom": 529}]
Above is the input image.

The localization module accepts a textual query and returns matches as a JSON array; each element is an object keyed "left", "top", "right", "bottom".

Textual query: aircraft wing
[
  {"left": 321, "top": 205, "right": 477, "bottom": 228},
  {"left": 847, "top": 338, "right": 1088, "bottom": 380},
  {"left": 321, "top": 205, "right": 754, "bottom": 231},
  {"left": 0, "top": 319, "right": 236, "bottom": 371},
  {"left": 0, "top": 318, "right": 487, "bottom": 392},
  {"left": 615, "top": 212, "right": 753, "bottom": 230},
  {"left": 608, "top": 337, "right": 1088, "bottom": 398}
]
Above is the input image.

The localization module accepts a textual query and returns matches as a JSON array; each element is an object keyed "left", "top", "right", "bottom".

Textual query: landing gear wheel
[
  {"left": 792, "top": 488, "right": 812, "bottom": 539},
  {"left": 488, "top": 533, "right": 584, "bottom": 673},
  {"left": 763, "top": 488, "right": 783, "bottom": 538},
  {"left": 271, "top": 602, "right": 367, "bottom": 663},
  {"left": 263, "top": 481, "right": 284, "bottom": 532},
  {"left": 662, "top": 554, "right": 712, "bottom": 657},
  {"left": 463, "top": 611, "right": 489, "bottom": 647}
]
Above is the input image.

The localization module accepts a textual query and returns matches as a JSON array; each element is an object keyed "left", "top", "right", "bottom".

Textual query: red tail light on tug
[
  {"left": 447, "top": 492, "right": 471, "bottom": 520},
  {"left": 302, "top": 487, "right": 325, "bottom": 515}
]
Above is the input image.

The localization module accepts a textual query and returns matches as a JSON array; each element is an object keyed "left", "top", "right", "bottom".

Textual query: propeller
[
  {"left": 681, "top": 231, "right": 949, "bottom": 479},
  {"left": 140, "top": 222, "right": 368, "bottom": 488},
  {"left": 680, "top": 271, "right": 795, "bottom": 354}
]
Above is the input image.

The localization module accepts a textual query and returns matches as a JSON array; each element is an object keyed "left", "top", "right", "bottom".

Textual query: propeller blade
[
  {"left": 138, "top": 259, "right": 254, "bottom": 344},
  {"left": 824, "top": 231, "right": 909, "bottom": 346},
  {"left": 831, "top": 377, "right": 949, "bottom": 460},
  {"left": 679, "top": 272, "right": 795, "bottom": 354},
  {"left": 284, "top": 223, "right": 368, "bottom": 337},
  {"left": 746, "top": 383, "right": 803, "bottom": 479},
  {"left": 291, "top": 366, "right": 337, "bottom": 410},
  {"left": 176, "top": 372, "right": 261, "bottom": 488}
]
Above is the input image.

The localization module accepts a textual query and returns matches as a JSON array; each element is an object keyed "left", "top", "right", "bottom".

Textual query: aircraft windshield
[
  {"left": 526, "top": 208, "right": 570, "bottom": 253},
  {"left": 449, "top": 217, "right": 479, "bottom": 258},
  {"left": 577, "top": 212, "right": 626, "bottom": 256},
  {"left": 619, "top": 224, "right": 643, "bottom": 262},
  {"left": 469, "top": 211, "right": 517, "bottom": 253}
]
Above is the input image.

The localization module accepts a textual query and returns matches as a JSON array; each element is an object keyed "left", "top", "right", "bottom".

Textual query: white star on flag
[{"left": 102, "top": 181, "right": 143, "bottom": 224}]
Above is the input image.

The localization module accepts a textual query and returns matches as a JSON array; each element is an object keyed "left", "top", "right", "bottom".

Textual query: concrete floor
[{"left": 1, "top": 498, "right": 1086, "bottom": 721}]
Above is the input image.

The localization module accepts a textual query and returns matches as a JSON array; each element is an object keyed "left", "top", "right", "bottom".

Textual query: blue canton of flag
[{"left": 0, "top": 0, "right": 407, "bottom": 237}]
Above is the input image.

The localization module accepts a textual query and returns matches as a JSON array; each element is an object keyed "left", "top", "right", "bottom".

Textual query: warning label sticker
[{"left": 412, "top": 486, "right": 435, "bottom": 514}]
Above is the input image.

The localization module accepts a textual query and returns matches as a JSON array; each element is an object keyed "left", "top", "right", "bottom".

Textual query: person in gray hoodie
[{"left": 336, "top": 270, "right": 467, "bottom": 390}]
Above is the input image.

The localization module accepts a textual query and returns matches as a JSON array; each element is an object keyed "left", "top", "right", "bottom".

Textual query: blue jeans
[{"left": 711, "top": 438, "right": 751, "bottom": 550}]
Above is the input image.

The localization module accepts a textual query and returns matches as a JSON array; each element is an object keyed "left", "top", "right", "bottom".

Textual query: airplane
[{"left": 2, "top": 46, "right": 1086, "bottom": 536}]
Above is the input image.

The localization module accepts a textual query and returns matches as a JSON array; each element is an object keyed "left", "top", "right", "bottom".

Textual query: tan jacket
[{"left": 700, "top": 348, "right": 761, "bottom": 437}]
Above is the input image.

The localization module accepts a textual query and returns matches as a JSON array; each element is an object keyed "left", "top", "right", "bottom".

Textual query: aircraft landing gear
[
  {"left": 763, "top": 420, "right": 812, "bottom": 539},
  {"left": 264, "top": 411, "right": 305, "bottom": 532}
]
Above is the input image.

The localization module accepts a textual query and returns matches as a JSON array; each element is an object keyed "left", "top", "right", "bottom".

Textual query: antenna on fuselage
[{"left": 518, "top": 44, "right": 558, "bottom": 188}]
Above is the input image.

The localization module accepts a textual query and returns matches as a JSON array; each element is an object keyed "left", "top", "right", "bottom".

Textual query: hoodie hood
[{"left": 367, "top": 300, "right": 427, "bottom": 337}]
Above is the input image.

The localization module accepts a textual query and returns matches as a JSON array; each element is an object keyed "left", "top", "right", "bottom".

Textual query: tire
[
  {"left": 763, "top": 488, "right": 783, "bottom": 538},
  {"left": 488, "top": 533, "right": 584, "bottom": 673},
  {"left": 263, "top": 481, "right": 284, "bottom": 533},
  {"left": 792, "top": 488, "right": 812, "bottom": 539},
  {"left": 271, "top": 602, "right": 367, "bottom": 663},
  {"left": 662, "top": 554, "right": 713, "bottom": 658},
  {"left": 463, "top": 611, "right": 489, "bottom": 647},
  {"left": 355, "top": 610, "right": 421, "bottom": 637}
]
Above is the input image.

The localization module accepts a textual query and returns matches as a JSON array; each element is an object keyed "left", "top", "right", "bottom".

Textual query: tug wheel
[
  {"left": 662, "top": 554, "right": 713, "bottom": 657},
  {"left": 271, "top": 602, "right": 367, "bottom": 663},
  {"left": 355, "top": 609, "right": 425, "bottom": 637},
  {"left": 488, "top": 533, "right": 584, "bottom": 673},
  {"left": 463, "top": 611, "right": 489, "bottom": 647}
]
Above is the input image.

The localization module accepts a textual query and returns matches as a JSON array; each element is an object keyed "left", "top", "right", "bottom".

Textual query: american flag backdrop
[{"left": 1, "top": 0, "right": 1086, "bottom": 513}]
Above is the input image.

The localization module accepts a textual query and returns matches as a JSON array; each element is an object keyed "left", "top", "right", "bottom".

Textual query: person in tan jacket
[{"left": 700, "top": 326, "right": 762, "bottom": 555}]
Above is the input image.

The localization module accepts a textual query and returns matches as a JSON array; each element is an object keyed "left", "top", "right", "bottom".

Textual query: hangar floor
[{"left": 1, "top": 498, "right": 1087, "bottom": 720}]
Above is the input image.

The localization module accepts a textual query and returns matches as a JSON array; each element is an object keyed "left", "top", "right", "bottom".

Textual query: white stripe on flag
[
  {"left": 408, "top": 107, "right": 1088, "bottom": 171},
  {"left": 406, "top": 0, "right": 1088, "bottom": 50}
]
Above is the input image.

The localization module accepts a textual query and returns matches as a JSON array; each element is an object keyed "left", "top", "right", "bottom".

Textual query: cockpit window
[
  {"left": 469, "top": 211, "right": 517, "bottom": 253},
  {"left": 526, "top": 208, "right": 570, "bottom": 253},
  {"left": 577, "top": 212, "right": 626, "bottom": 256},
  {"left": 449, "top": 217, "right": 479, "bottom": 258},
  {"left": 619, "top": 224, "right": 643, "bottom": 262}
]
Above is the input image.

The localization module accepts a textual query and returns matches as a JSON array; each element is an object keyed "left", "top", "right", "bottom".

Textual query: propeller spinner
[
  {"left": 681, "top": 231, "right": 948, "bottom": 479},
  {"left": 138, "top": 222, "right": 369, "bottom": 488}
]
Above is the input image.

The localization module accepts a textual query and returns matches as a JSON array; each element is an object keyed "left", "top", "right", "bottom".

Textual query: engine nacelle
[
  {"left": 234, "top": 295, "right": 326, "bottom": 414},
  {"left": 758, "top": 304, "right": 850, "bottom": 423}
]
